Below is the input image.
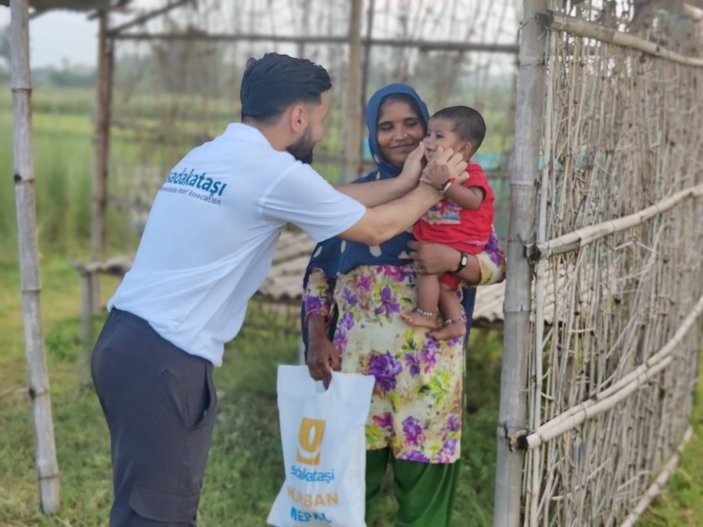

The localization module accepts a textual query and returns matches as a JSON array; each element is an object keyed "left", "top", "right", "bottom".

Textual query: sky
[{"left": 0, "top": 8, "right": 100, "bottom": 68}]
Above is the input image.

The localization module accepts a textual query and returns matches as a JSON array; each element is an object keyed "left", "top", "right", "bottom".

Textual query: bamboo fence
[
  {"left": 498, "top": 1, "right": 703, "bottom": 525},
  {"left": 95, "top": 0, "right": 520, "bottom": 249}
]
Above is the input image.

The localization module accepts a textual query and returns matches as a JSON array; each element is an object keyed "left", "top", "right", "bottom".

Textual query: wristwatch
[
  {"left": 455, "top": 251, "right": 468, "bottom": 273},
  {"left": 438, "top": 178, "right": 454, "bottom": 196}
]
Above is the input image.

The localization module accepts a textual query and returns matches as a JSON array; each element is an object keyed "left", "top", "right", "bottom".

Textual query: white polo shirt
[{"left": 108, "top": 123, "right": 366, "bottom": 366}]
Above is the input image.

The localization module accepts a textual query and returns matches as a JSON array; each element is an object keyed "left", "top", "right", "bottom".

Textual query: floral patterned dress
[{"left": 305, "top": 264, "right": 464, "bottom": 464}]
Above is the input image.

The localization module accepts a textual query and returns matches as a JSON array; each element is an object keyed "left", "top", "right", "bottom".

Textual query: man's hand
[
  {"left": 397, "top": 142, "right": 426, "bottom": 187},
  {"left": 306, "top": 315, "right": 340, "bottom": 381},
  {"left": 408, "top": 240, "right": 460, "bottom": 275},
  {"left": 420, "top": 147, "right": 468, "bottom": 189}
]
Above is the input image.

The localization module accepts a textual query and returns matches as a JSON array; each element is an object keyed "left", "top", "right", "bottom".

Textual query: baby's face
[{"left": 423, "top": 117, "right": 466, "bottom": 162}]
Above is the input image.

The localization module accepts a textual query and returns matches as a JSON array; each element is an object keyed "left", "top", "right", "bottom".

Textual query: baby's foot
[
  {"left": 401, "top": 309, "right": 439, "bottom": 329},
  {"left": 429, "top": 318, "right": 466, "bottom": 340}
]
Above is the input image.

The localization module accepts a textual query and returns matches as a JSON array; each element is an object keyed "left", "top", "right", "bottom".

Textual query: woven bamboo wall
[{"left": 518, "top": 1, "right": 703, "bottom": 525}]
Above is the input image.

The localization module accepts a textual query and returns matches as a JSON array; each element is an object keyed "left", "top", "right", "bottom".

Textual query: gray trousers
[{"left": 92, "top": 309, "right": 218, "bottom": 526}]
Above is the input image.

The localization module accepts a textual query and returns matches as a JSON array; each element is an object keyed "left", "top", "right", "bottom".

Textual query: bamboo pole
[
  {"left": 493, "top": 2, "right": 546, "bottom": 526},
  {"left": 10, "top": 0, "right": 60, "bottom": 513},
  {"left": 343, "top": 0, "right": 364, "bottom": 181},
  {"left": 530, "top": 183, "right": 703, "bottom": 260},
  {"left": 107, "top": 0, "right": 192, "bottom": 35},
  {"left": 110, "top": 31, "right": 520, "bottom": 54},
  {"left": 542, "top": 10, "right": 703, "bottom": 69},
  {"left": 523, "top": 294, "right": 703, "bottom": 449},
  {"left": 91, "top": 9, "right": 114, "bottom": 317},
  {"left": 360, "top": 0, "right": 375, "bottom": 113},
  {"left": 527, "top": 26, "right": 556, "bottom": 525}
]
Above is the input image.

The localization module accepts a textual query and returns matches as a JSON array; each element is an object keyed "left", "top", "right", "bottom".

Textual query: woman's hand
[
  {"left": 408, "top": 240, "right": 461, "bottom": 275},
  {"left": 306, "top": 315, "right": 340, "bottom": 381},
  {"left": 420, "top": 147, "right": 468, "bottom": 189}
]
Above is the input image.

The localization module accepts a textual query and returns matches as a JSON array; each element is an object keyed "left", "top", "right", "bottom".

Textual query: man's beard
[{"left": 287, "top": 126, "right": 315, "bottom": 165}]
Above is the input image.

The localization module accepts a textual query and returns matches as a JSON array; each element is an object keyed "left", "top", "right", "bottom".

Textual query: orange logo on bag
[{"left": 296, "top": 417, "right": 325, "bottom": 465}]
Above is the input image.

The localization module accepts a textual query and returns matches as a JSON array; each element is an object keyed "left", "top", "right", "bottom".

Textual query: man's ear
[{"left": 288, "top": 104, "right": 308, "bottom": 133}]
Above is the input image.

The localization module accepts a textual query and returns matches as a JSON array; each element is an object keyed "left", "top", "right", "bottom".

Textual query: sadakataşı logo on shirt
[{"left": 163, "top": 168, "right": 228, "bottom": 197}]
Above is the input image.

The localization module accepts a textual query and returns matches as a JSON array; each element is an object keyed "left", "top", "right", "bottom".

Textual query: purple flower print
[
  {"left": 373, "top": 286, "right": 400, "bottom": 319},
  {"left": 304, "top": 295, "right": 322, "bottom": 312},
  {"left": 356, "top": 274, "right": 373, "bottom": 293},
  {"left": 373, "top": 412, "right": 393, "bottom": 431},
  {"left": 381, "top": 265, "right": 413, "bottom": 282},
  {"left": 402, "top": 416, "right": 424, "bottom": 446},
  {"left": 333, "top": 329, "right": 348, "bottom": 355},
  {"left": 420, "top": 347, "right": 437, "bottom": 373},
  {"left": 440, "top": 438, "right": 457, "bottom": 457},
  {"left": 404, "top": 353, "right": 421, "bottom": 376},
  {"left": 445, "top": 415, "right": 461, "bottom": 433},
  {"left": 340, "top": 311, "right": 355, "bottom": 330},
  {"left": 342, "top": 286, "right": 359, "bottom": 307},
  {"left": 368, "top": 352, "right": 402, "bottom": 393},
  {"left": 400, "top": 450, "right": 430, "bottom": 463},
  {"left": 423, "top": 336, "right": 440, "bottom": 354}
]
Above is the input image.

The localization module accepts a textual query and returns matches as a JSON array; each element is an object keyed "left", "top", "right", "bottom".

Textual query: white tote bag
[{"left": 267, "top": 365, "right": 375, "bottom": 527}]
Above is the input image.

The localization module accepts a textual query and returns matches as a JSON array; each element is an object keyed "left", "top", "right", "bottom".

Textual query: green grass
[
  {"left": 1, "top": 85, "right": 701, "bottom": 526},
  {"left": 0, "top": 258, "right": 502, "bottom": 526}
]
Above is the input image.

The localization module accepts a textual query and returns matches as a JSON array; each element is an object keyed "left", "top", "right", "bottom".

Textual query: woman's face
[{"left": 376, "top": 99, "right": 425, "bottom": 168}]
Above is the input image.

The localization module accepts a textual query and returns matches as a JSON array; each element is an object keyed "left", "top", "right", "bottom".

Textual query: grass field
[
  {"left": 0, "top": 258, "right": 502, "bottom": 527},
  {"left": 1, "top": 86, "right": 702, "bottom": 526}
]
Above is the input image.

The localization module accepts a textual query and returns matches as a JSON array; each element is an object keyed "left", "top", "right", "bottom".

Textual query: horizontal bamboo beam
[
  {"left": 618, "top": 427, "right": 693, "bottom": 527},
  {"left": 107, "top": 0, "right": 193, "bottom": 35},
  {"left": 540, "top": 10, "right": 703, "bottom": 68},
  {"left": 108, "top": 31, "right": 519, "bottom": 54},
  {"left": 529, "top": 184, "right": 703, "bottom": 260},
  {"left": 110, "top": 120, "right": 510, "bottom": 179},
  {"left": 519, "top": 294, "right": 703, "bottom": 449}
]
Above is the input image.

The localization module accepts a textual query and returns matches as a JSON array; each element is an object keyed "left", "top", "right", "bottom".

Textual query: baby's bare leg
[
  {"left": 402, "top": 273, "right": 440, "bottom": 329},
  {"left": 429, "top": 285, "right": 466, "bottom": 340}
]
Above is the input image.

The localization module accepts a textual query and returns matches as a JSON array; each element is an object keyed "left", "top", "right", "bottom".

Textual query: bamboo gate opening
[
  {"left": 79, "top": 0, "right": 520, "bottom": 376},
  {"left": 497, "top": 1, "right": 703, "bottom": 526}
]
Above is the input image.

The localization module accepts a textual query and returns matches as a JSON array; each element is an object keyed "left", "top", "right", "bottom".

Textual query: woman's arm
[
  {"left": 407, "top": 240, "right": 478, "bottom": 283},
  {"left": 303, "top": 268, "right": 340, "bottom": 380}
]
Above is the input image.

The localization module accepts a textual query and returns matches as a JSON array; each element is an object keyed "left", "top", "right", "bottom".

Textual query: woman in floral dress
[{"left": 301, "top": 83, "right": 504, "bottom": 526}]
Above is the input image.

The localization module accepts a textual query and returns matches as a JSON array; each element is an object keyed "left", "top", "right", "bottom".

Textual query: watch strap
[{"left": 455, "top": 251, "right": 468, "bottom": 273}]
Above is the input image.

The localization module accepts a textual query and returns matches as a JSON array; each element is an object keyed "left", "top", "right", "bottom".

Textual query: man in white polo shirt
[{"left": 91, "top": 52, "right": 465, "bottom": 526}]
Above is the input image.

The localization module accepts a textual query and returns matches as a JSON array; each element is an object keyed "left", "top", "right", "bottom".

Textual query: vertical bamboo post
[
  {"left": 360, "top": 0, "right": 375, "bottom": 113},
  {"left": 91, "top": 9, "right": 114, "bottom": 312},
  {"left": 78, "top": 268, "right": 95, "bottom": 388},
  {"left": 343, "top": 0, "right": 364, "bottom": 181},
  {"left": 10, "top": 0, "right": 60, "bottom": 513},
  {"left": 493, "top": 1, "right": 546, "bottom": 526}
]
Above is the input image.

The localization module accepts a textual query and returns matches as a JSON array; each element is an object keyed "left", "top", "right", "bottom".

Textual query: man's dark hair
[
  {"left": 240, "top": 53, "right": 332, "bottom": 124},
  {"left": 432, "top": 105, "right": 486, "bottom": 152}
]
